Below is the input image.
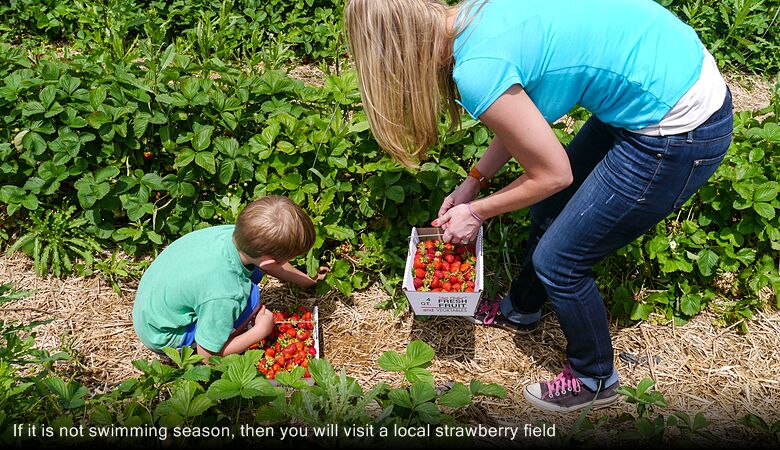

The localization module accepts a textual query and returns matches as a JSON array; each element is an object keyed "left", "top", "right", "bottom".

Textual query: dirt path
[{"left": 2, "top": 253, "right": 779, "bottom": 446}]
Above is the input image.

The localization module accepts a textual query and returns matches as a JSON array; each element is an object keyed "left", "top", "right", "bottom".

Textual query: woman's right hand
[{"left": 436, "top": 176, "right": 481, "bottom": 229}]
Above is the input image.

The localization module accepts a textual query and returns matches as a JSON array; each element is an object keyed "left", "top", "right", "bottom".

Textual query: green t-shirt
[{"left": 132, "top": 225, "right": 253, "bottom": 353}]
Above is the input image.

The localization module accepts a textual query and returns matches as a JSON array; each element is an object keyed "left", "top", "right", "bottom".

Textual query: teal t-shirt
[
  {"left": 453, "top": 0, "right": 704, "bottom": 129},
  {"left": 132, "top": 225, "right": 253, "bottom": 353}
]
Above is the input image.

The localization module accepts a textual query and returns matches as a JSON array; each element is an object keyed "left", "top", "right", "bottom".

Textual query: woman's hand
[
  {"left": 437, "top": 177, "right": 481, "bottom": 229},
  {"left": 433, "top": 203, "right": 482, "bottom": 244}
]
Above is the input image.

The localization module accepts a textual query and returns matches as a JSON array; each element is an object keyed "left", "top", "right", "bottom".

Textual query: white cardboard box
[{"left": 402, "top": 226, "right": 484, "bottom": 316}]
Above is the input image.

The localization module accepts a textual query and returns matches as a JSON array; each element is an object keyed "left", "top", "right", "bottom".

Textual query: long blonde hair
[{"left": 345, "top": 0, "right": 474, "bottom": 168}]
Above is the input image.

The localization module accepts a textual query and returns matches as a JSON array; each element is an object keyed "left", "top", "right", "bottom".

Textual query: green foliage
[
  {"left": 663, "top": 0, "right": 780, "bottom": 73},
  {"left": 0, "top": 283, "right": 70, "bottom": 443},
  {"left": 1, "top": 323, "right": 506, "bottom": 445},
  {"left": 5, "top": 206, "right": 102, "bottom": 278},
  {"left": 741, "top": 413, "right": 780, "bottom": 444},
  {"left": 617, "top": 378, "right": 715, "bottom": 445},
  {"left": 0, "top": 0, "right": 346, "bottom": 70},
  {"left": 375, "top": 340, "right": 505, "bottom": 428},
  {"left": 600, "top": 103, "right": 780, "bottom": 330},
  {"left": 0, "top": 0, "right": 778, "bottom": 319}
]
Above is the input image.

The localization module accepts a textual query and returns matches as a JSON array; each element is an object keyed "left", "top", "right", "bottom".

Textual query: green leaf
[
  {"left": 218, "top": 160, "right": 235, "bottom": 185},
  {"left": 324, "top": 224, "right": 356, "bottom": 240},
  {"left": 469, "top": 380, "right": 507, "bottom": 398},
  {"left": 680, "top": 293, "right": 702, "bottom": 316},
  {"left": 378, "top": 351, "right": 406, "bottom": 372},
  {"left": 754, "top": 182, "right": 779, "bottom": 202},
  {"left": 282, "top": 173, "right": 303, "bottom": 190},
  {"left": 309, "top": 359, "right": 337, "bottom": 384},
  {"left": 388, "top": 388, "right": 413, "bottom": 409},
  {"left": 414, "top": 402, "right": 442, "bottom": 424},
  {"left": 182, "top": 365, "right": 211, "bottom": 382},
  {"left": 753, "top": 202, "right": 775, "bottom": 220},
  {"left": 175, "top": 148, "right": 196, "bottom": 168},
  {"left": 39, "top": 85, "right": 57, "bottom": 108},
  {"left": 697, "top": 249, "right": 719, "bottom": 277},
  {"left": 636, "top": 378, "right": 656, "bottom": 396},
  {"left": 438, "top": 383, "right": 472, "bottom": 408},
  {"left": 159, "top": 44, "right": 177, "bottom": 71},
  {"left": 192, "top": 123, "right": 214, "bottom": 151},
  {"left": 630, "top": 302, "right": 654, "bottom": 321},
  {"left": 405, "top": 340, "right": 434, "bottom": 368},
  {"left": 86, "top": 111, "right": 112, "bottom": 128},
  {"left": 156, "top": 380, "right": 213, "bottom": 422},
  {"left": 194, "top": 152, "right": 216, "bottom": 174},
  {"left": 740, "top": 414, "right": 769, "bottom": 433},
  {"left": 405, "top": 367, "right": 434, "bottom": 385},
  {"left": 22, "top": 101, "right": 46, "bottom": 117},
  {"left": 385, "top": 185, "right": 405, "bottom": 203},
  {"left": 91, "top": 405, "right": 114, "bottom": 426},
  {"left": 44, "top": 377, "right": 89, "bottom": 409},
  {"left": 410, "top": 382, "right": 436, "bottom": 404}
]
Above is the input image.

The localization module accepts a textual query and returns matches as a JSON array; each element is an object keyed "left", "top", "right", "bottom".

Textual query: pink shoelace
[{"left": 546, "top": 365, "right": 582, "bottom": 398}]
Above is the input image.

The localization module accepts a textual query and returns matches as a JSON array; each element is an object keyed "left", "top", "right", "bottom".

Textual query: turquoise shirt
[
  {"left": 132, "top": 225, "right": 253, "bottom": 353},
  {"left": 453, "top": 0, "right": 704, "bottom": 129}
]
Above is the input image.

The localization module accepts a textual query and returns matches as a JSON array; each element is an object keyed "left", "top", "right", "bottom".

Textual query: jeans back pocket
[{"left": 673, "top": 151, "right": 728, "bottom": 210}]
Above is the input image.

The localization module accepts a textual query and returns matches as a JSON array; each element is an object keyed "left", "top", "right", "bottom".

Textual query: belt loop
[{"left": 686, "top": 130, "right": 693, "bottom": 144}]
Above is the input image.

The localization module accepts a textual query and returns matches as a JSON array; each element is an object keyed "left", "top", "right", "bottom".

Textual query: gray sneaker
[{"left": 523, "top": 365, "right": 620, "bottom": 412}]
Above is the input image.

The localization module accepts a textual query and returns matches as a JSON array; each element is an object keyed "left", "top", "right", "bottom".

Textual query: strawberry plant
[{"left": 375, "top": 341, "right": 506, "bottom": 427}]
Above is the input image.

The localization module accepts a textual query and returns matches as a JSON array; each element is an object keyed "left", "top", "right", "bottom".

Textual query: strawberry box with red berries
[
  {"left": 402, "top": 227, "right": 484, "bottom": 316},
  {"left": 251, "top": 305, "right": 320, "bottom": 384}
]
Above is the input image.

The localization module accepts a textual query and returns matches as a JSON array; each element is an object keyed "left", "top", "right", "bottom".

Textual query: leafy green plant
[
  {"left": 6, "top": 206, "right": 102, "bottom": 278},
  {"left": 741, "top": 413, "right": 780, "bottom": 444},
  {"left": 618, "top": 379, "right": 715, "bottom": 445},
  {"left": 670, "top": 0, "right": 780, "bottom": 73},
  {"left": 375, "top": 340, "right": 506, "bottom": 428}
]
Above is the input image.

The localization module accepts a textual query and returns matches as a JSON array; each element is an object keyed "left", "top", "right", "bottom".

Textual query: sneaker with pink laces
[{"left": 523, "top": 365, "right": 620, "bottom": 412}]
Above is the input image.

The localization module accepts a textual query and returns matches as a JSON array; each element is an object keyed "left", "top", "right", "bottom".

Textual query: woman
[{"left": 345, "top": 0, "right": 733, "bottom": 412}]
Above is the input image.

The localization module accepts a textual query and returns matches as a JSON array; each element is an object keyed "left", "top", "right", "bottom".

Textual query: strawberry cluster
[
  {"left": 253, "top": 306, "right": 317, "bottom": 380},
  {"left": 412, "top": 239, "right": 477, "bottom": 292}
]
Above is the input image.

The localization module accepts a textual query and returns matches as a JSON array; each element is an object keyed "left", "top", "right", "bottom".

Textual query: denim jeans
[{"left": 508, "top": 88, "right": 734, "bottom": 388}]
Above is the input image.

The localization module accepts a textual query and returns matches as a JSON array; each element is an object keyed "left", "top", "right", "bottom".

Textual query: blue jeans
[{"left": 508, "top": 89, "right": 733, "bottom": 389}]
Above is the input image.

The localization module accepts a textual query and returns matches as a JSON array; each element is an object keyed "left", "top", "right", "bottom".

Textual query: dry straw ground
[
  {"left": 0, "top": 76, "right": 778, "bottom": 447},
  {"left": 2, "top": 248, "right": 779, "bottom": 447}
]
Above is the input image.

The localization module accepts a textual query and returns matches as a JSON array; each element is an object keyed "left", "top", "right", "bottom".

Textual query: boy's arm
[
  {"left": 197, "top": 306, "right": 275, "bottom": 360},
  {"left": 261, "top": 261, "right": 327, "bottom": 289}
]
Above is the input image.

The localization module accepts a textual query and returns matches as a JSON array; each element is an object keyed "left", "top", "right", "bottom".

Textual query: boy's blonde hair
[
  {"left": 233, "top": 196, "right": 316, "bottom": 262},
  {"left": 345, "top": 0, "right": 485, "bottom": 168}
]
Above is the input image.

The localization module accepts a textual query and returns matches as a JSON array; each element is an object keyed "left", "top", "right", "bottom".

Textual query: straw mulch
[
  {"left": 1, "top": 252, "right": 779, "bottom": 447},
  {"left": 726, "top": 73, "right": 776, "bottom": 113}
]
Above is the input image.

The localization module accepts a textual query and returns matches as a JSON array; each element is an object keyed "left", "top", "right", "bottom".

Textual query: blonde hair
[
  {"left": 233, "top": 196, "right": 316, "bottom": 262},
  {"left": 345, "top": 0, "right": 467, "bottom": 168}
]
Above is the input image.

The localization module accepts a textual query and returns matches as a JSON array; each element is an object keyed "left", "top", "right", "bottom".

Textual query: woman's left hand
[{"left": 433, "top": 203, "right": 481, "bottom": 244}]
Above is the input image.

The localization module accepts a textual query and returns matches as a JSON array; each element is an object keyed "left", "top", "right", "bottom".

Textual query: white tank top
[{"left": 634, "top": 49, "right": 727, "bottom": 136}]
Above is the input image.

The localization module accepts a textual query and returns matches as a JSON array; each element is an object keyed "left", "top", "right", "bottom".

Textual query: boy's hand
[
  {"left": 250, "top": 306, "right": 275, "bottom": 340},
  {"left": 311, "top": 266, "right": 330, "bottom": 282}
]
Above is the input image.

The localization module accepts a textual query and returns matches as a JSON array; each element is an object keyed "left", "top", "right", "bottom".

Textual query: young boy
[{"left": 133, "top": 195, "right": 322, "bottom": 359}]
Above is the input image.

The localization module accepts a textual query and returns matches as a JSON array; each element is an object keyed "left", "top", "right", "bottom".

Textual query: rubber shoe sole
[{"left": 523, "top": 383, "right": 620, "bottom": 413}]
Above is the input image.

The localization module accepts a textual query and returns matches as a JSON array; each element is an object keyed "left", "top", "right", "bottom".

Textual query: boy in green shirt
[{"left": 133, "top": 195, "right": 323, "bottom": 359}]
